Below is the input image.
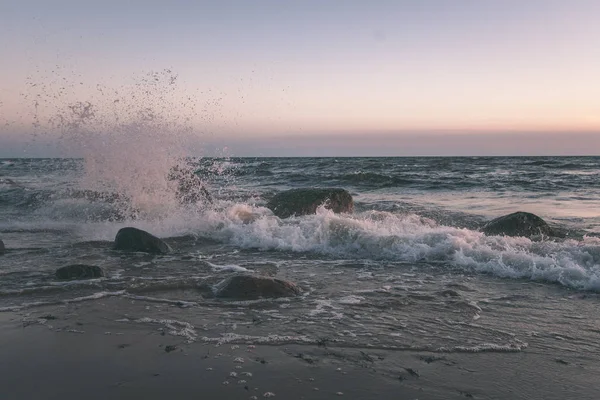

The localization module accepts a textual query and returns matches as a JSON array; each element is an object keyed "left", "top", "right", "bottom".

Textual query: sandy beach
[{"left": 1, "top": 295, "right": 599, "bottom": 400}]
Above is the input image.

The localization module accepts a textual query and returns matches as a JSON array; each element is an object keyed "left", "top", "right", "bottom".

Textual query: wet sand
[{"left": 1, "top": 301, "right": 599, "bottom": 400}]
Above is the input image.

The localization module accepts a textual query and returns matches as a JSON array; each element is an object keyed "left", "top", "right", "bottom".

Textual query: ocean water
[{"left": 2, "top": 155, "right": 600, "bottom": 357}]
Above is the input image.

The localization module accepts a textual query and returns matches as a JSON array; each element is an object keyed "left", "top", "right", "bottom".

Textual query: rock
[
  {"left": 56, "top": 264, "right": 104, "bottom": 280},
  {"left": 266, "top": 188, "right": 353, "bottom": 218},
  {"left": 0, "top": 239, "right": 5, "bottom": 255},
  {"left": 214, "top": 275, "right": 301, "bottom": 300},
  {"left": 481, "top": 212, "right": 553, "bottom": 238},
  {"left": 114, "top": 227, "right": 172, "bottom": 254},
  {"left": 168, "top": 165, "right": 212, "bottom": 204}
]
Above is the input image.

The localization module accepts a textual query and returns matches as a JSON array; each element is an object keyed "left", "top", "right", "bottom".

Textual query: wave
[
  {"left": 188, "top": 205, "right": 600, "bottom": 291},
  {"left": 3, "top": 195, "right": 600, "bottom": 292}
]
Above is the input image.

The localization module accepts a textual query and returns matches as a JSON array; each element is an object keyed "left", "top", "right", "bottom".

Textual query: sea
[{"left": 2, "top": 154, "right": 600, "bottom": 359}]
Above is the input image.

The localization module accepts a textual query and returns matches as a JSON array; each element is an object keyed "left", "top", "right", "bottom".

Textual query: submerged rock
[
  {"left": 481, "top": 212, "right": 553, "bottom": 238},
  {"left": 214, "top": 275, "right": 301, "bottom": 300},
  {"left": 55, "top": 264, "right": 104, "bottom": 280},
  {"left": 114, "top": 227, "right": 172, "bottom": 254},
  {"left": 0, "top": 239, "right": 5, "bottom": 255},
  {"left": 266, "top": 188, "right": 353, "bottom": 218}
]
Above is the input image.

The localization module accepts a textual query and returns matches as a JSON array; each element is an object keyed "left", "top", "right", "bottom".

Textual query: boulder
[
  {"left": 214, "top": 275, "right": 301, "bottom": 300},
  {"left": 56, "top": 264, "right": 104, "bottom": 280},
  {"left": 0, "top": 239, "right": 5, "bottom": 255},
  {"left": 481, "top": 212, "right": 553, "bottom": 238},
  {"left": 266, "top": 188, "right": 353, "bottom": 218},
  {"left": 114, "top": 227, "right": 172, "bottom": 254}
]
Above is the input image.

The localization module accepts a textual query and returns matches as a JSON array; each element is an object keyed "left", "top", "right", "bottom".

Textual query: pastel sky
[{"left": 1, "top": 0, "right": 599, "bottom": 156}]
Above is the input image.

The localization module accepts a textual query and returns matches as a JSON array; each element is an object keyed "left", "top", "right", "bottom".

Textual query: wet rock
[
  {"left": 55, "top": 264, "right": 104, "bottom": 280},
  {"left": 481, "top": 212, "right": 553, "bottom": 238},
  {"left": 114, "top": 227, "right": 172, "bottom": 254},
  {"left": 266, "top": 188, "right": 353, "bottom": 218},
  {"left": 214, "top": 275, "right": 301, "bottom": 300},
  {"left": 0, "top": 239, "right": 4, "bottom": 255}
]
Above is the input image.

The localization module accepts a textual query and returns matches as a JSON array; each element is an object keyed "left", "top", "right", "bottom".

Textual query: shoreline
[{"left": 2, "top": 299, "right": 599, "bottom": 400}]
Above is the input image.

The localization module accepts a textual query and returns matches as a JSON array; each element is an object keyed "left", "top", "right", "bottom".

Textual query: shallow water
[{"left": 1, "top": 156, "right": 600, "bottom": 358}]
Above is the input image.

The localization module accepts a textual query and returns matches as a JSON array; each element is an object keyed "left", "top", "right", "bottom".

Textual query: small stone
[{"left": 164, "top": 345, "right": 178, "bottom": 353}]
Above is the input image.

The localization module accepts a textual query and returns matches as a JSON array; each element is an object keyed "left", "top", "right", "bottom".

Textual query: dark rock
[
  {"left": 0, "top": 239, "right": 4, "bottom": 255},
  {"left": 168, "top": 165, "right": 212, "bottom": 204},
  {"left": 55, "top": 264, "right": 104, "bottom": 280},
  {"left": 114, "top": 227, "right": 172, "bottom": 254},
  {"left": 214, "top": 275, "right": 301, "bottom": 300},
  {"left": 164, "top": 345, "right": 178, "bottom": 353},
  {"left": 266, "top": 188, "right": 353, "bottom": 218},
  {"left": 481, "top": 212, "right": 553, "bottom": 238}
]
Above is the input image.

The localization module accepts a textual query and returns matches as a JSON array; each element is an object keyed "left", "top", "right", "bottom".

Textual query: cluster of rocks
[
  {"left": 2, "top": 187, "right": 564, "bottom": 299},
  {"left": 51, "top": 225, "right": 301, "bottom": 300}
]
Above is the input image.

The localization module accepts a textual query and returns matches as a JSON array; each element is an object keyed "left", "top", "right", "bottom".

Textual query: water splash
[{"left": 25, "top": 68, "right": 214, "bottom": 219}]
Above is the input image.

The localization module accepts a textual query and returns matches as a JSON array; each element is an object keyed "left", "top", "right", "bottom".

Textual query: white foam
[
  {"left": 200, "top": 332, "right": 315, "bottom": 345},
  {"left": 436, "top": 341, "right": 528, "bottom": 353},
  {"left": 206, "top": 261, "right": 249, "bottom": 273},
  {"left": 338, "top": 295, "right": 365, "bottom": 305},
  {"left": 0, "top": 290, "right": 125, "bottom": 312},
  {"left": 193, "top": 208, "right": 600, "bottom": 291},
  {"left": 134, "top": 317, "right": 198, "bottom": 342}
]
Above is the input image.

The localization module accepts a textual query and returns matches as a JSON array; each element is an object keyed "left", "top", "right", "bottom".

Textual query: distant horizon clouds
[{"left": 1, "top": 0, "right": 599, "bottom": 156}]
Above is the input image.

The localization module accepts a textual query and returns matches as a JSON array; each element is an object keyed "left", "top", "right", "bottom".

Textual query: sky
[{"left": 1, "top": 0, "right": 599, "bottom": 156}]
